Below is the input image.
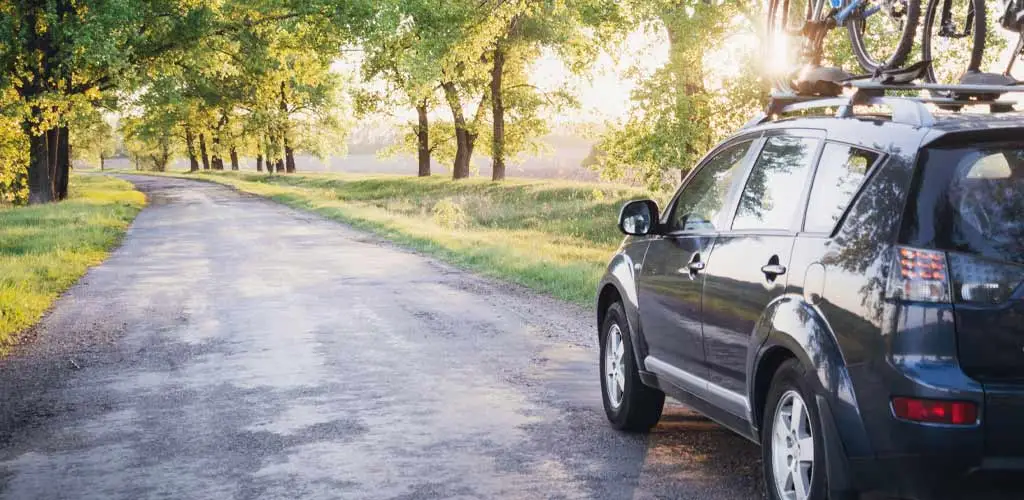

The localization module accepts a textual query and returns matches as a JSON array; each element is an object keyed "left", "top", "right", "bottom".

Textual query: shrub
[{"left": 431, "top": 198, "right": 468, "bottom": 229}]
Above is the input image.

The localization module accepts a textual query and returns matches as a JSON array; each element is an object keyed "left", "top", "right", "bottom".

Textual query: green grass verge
[
  {"left": 145, "top": 170, "right": 647, "bottom": 305},
  {"left": 0, "top": 174, "right": 146, "bottom": 350}
]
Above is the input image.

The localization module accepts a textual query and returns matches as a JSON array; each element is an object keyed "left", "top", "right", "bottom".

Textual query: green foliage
[
  {"left": 69, "top": 107, "right": 118, "bottom": 169},
  {"left": 360, "top": 0, "right": 621, "bottom": 177},
  {"left": 0, "top": 174, "right": 145, "bottom": 348},
  {"left": 0, "top": 105, "right": 28, "bottom": 205},
  {"left": 592, "top": 1, "right": 765, "bottom": 191}
]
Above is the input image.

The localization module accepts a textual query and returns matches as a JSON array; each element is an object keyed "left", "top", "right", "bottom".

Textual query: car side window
[
  {"left": 804, "top": 143, "right": 879, "bottom": 234},
  {"left": 667, "top": 141, "right": 753, "bottom": 232},
  {"left": 732, "top": 136, "right": 819, "bottom": 231}
]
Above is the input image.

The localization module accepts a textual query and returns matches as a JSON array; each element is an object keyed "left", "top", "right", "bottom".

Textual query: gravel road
[{"left": 0, "top": 175, "right": 763, "bottom": 500}]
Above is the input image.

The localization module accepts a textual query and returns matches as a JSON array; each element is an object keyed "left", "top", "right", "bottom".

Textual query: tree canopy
[{"left": 1, "top": 0, "right": 1006, "bottom": 205}]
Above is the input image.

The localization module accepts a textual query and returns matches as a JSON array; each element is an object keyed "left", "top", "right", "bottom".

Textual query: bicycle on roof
[
  {"left": 921, "top": 0, "right": 1024, "bottom": 84},
  {"left": 767, "top": 0, "right": 921, "bottom": 76}
]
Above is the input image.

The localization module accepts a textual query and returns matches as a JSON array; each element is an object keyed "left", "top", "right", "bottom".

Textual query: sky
[{"left": 529, "top": 27, "right": 671, "bottom": 123}]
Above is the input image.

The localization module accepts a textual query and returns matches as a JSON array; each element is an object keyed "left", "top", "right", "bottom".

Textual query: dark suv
[{"left": 595, "top": 91, "right": 1024, "bottom": 500}]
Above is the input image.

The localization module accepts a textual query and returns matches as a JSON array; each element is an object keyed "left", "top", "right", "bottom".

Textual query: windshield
[{"left": 902, "top": 143, "right": 1024, "bottom": 264}]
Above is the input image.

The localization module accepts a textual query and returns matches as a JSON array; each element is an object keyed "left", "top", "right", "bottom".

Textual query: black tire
[
  {"left": 761, "top": 359, "right": 828, "bottom": 500},
  {"left": 599, "top": 302, "right": 664, "bottom": 432},
  {"left": 922, "top": 0, "right": 986, "bottom": 83},
  {"left": 767, "top": 0, "right": 818, "bottom": 69},
  {"left": 848, "top": 0, "right": 922, "bottom": 71}
]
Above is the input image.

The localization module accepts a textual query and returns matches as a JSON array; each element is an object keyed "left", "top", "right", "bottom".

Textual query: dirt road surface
[{"left": 0, "top": 175, "right": 765, "bottom": 499}]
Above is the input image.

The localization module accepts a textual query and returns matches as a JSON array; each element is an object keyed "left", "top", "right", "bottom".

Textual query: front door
[
  {"left": 637, "top": 139, "right": 758, "bottom": 379},
  {"left": 701, "top": 133, "right": 823, "bottom": 402}
]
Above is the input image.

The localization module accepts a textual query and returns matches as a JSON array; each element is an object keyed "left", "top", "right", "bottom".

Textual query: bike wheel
[
  {"left": 767, "top": 0, "right": 820, "bottom": 74},
  {"left": 848, "top": 0, "right": 922, "bottom": 71},
  {"left": 922, "top": 0, "right": 986, "bottom": 83}
]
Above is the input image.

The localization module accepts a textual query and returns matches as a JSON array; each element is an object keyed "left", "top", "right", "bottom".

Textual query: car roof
[
  {"left": 737, "top": 108, "right": 1024, "bottom": 153},
  {"left": 928, "top": 111, "right": 1024, "bottom": 131}
]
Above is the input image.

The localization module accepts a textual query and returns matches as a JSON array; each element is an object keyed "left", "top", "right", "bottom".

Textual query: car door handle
[{"left": 760, "top": 264, "right": 787, "bottom": 276}]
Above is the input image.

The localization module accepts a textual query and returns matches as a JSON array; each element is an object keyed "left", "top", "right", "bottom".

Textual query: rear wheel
[
  {"left": 762, "top": 359, "right": 827, "bottom": 500},
  {"left": 600, "top": 302, "right": 664, "bottom": 432},
  {"left": 922, "top": 0, "right": 987, "bottom": 83},
  {"left": 848, "top": 0, "right": 921, "bottom": 71},
  {"left": 766, "top": 0, "right": 819, "bottom": 83}
]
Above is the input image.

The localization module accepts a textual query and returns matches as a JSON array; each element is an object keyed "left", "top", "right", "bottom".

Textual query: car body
[{"left": 595, "top": 102, "right": 1024, "bottom": 500}]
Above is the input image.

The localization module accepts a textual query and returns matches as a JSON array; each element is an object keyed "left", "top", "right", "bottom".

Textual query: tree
[
  {"left": 591, "top": 1, "right": 766, "bottom": 191},
  {"left": 1, "top": 0, "right": 372, "bottom": 202},
  {"left": 69, "top": 108, "right": 118, "bottom": 170},
  {"left": 0, "top": 0, "right": 219, "bottom": 202},
  {"left": 475, "top": 0, "right": 621, "bottom": 180},
  {"left": 357, "top": 4, "right": 444, "bottom": 177},
  {"left": 361, "top": 0, "right": 620, "bottom": 181}
]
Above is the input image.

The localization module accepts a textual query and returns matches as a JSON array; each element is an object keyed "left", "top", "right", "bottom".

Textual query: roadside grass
[
  {"left": 150, "top": 170, "right": 648, "bottom": 305},
  {"left": 0, "top": 175, "right": 146, "bottom": 350}
]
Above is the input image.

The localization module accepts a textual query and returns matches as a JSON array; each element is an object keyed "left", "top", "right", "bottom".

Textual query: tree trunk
[
  {"left": 275, "top": 159, "right": 285, "bottom": 173},
  {"left": 54, "top": 126, "right": 70, "bottom": 200},
  {"left": 211, "top": 133, "right": 224, "bottom": 170},
  {"left": 284, "top": 141, "right": 296, "bottom": 173},
  {"left": 230, "top": 147, "right": 239, "bottom": 171},
  {"left": 256, "top": 154, "right": 264, "bottom": 172},
  {"left": 490, "top": 46, "right": 506, "bottom": 181},
  {"left": 100, "top": 154, "right": 105, "bottom": 171},
  {"left": 416, "top": 101, "right": 431, "bottom": 177},
  {"left": 199, "top": 133, "right": 210, "bottom": 170},
  {"left": 186, "top": 127, "right": 200, "bottom": 172},
  {"left": 442, "top": 81, "right": 471, "bottom": 180},
  {"left": 26, "top": 127, "right": 54, "bottom": 204},
  {"left": 279, "top": 80, "right": 296, "bottom": 173}
]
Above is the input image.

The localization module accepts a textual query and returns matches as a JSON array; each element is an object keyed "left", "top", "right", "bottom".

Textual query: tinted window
[
  {"left": 903, "top": 144, "right": 1024, "bottom": 264},
  {"left": 667, "top": 141, "right": 752, "bottom": 232},
  {"left": 732, "top": 136, "right": 819, "bottom": 231},
  {"left": 804, "top": 143, "right": 879, "bottom": 233}
]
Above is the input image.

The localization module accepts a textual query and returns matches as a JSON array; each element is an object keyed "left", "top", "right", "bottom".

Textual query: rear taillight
[
  {"left": 948, "top": 253, "right": 1024, "bottom": 305},
  {"left": 892, "top": 397, "right": 978, "bottom": 425},
  {"left": 886, "top": 246, "right": 951, "bottom": 303}
]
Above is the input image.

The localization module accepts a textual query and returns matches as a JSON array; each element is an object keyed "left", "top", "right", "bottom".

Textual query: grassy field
[
  {"left": 0, "top": 175, "right": 146, "bottom": 349},
  {"left": 155, "top": 171, "right": 648, "bottom": 305}
]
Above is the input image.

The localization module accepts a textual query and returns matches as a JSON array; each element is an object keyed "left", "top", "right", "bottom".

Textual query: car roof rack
[{"left": 744, "top": 79, "right": 1024, "bottom": 129}]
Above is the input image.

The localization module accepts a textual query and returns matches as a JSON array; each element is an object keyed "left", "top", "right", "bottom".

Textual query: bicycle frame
[{"left": 833, "top": 0, "right": 883, "bottom": 24}]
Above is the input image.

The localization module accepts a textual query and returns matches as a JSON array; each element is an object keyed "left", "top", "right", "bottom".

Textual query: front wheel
[
  {"left": 600, "top": 302, "right": 664, "bottom": 432},
  {"left": 762, "top": 359, "right": 828, "bottom": 500},
  {"left": 848, "top": 0, "right": 922, "bottom": 71},
  {"left": 922, "top": 0, "right": 987, "bottom": 83}
]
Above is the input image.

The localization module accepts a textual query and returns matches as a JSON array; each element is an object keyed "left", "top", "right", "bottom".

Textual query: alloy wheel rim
[
  {"left": 771, "top": 390, "right": 815, "bottom": 500},
  {"left": 604, "top": 324, "right": 626, "bottom": 409}
]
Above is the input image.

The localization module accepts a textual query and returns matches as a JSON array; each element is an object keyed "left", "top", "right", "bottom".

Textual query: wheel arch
[
  {"left": 747, "top": 294, "right": 873, "bottom": 459},
  {"left": 597, "top": 250, "right": 648, "bottom": 371}
]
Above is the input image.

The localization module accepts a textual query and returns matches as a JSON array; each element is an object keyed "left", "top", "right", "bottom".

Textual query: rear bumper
[
  {"left": 850, "top": 453, "right": 1024, "bottom": 500},
  {"left": 845, "top": 361, "right": 1024, "bottom": 499}
]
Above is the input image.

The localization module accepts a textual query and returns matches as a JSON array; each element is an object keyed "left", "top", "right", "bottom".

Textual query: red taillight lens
[
  {"left": 886, "top": 246, "right": 951, "bottom": 303},
  {"left": 892, "top": 397, "right": 978, "bottom": 425}
]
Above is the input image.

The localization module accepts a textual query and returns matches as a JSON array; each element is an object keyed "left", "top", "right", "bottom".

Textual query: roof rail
[{"left": 745, "top": 78, "right": 1024, "bottom": 129}]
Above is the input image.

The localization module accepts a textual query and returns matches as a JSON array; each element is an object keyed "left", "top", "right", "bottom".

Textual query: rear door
[
  {"left": 901, "top": 141, "right": 1024, "bottom": 455},
  {"left": 637, "top": 138, "right": 758, "bottom": 380},
  {"left": 701, "top": 132, "right": 823, "bottom": 404}
]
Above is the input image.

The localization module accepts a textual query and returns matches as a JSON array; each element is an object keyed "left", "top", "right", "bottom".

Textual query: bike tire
[
  {"left": 922, "top": 0, "right": 986, "bottom": 83},
  {"left": 767, "top": 0, "right": 822, "bottom": 67},
  {"left": 848, "top": 0, "right": 922, "bottom": 71}
]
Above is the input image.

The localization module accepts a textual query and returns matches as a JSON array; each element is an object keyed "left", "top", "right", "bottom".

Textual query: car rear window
[{"left": 901, "top": 143, "right": 1024, "bottom": 264}]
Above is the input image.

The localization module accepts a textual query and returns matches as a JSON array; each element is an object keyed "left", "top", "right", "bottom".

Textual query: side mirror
[{"left": 618, "top": 199, "right": 659, "bottom": 236}]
